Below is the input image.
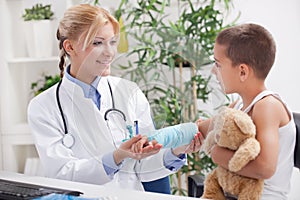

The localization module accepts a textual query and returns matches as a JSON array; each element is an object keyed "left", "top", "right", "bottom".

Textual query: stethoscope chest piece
[{"left": 62, "top": 134, "right": 75, "bottom": 148}]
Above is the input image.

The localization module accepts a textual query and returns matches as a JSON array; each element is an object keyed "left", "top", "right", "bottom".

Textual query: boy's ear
[
  {"left": 63, "top": 39, "right": 75, "bottom": 56},
  {"left": 239, "top": 64, "right": 249, "bottom": 82}
]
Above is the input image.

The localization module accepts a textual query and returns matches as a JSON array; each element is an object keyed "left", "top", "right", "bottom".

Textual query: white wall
[{"left": 226, "top": 0, "right": 300, "bottom": 112}]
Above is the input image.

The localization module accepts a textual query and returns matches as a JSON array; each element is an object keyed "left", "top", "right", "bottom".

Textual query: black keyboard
[{"left": 0, "top": 178, "right": 83, "bottom": 200}]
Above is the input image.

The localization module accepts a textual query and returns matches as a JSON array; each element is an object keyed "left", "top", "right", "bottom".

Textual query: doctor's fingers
[
  {"left": 196, "top": 132, "right": 204, "bottom": 146},
  {"left": 121, "top": 134, "right": 142, "bottom": 149},
  {"left": 139, "top": 146, "right": 162, "bottom": 159},
  {"left": 184, "top": 133, "right": 202, "bottom": 153},
  {"left": 142, "top": 142, "right": 162, "bottom": 153},
  {"left": 131, "top": 136, "right": 149, "bottom": 153},
  {"left": 131, "top": 142, "right": 145, "bottom": 154},
  {"left": 192, "top": 132, "right": 204, "bottom": 152},
  {"left": 191, "top": 132, "right": 204, "bottom": 152},
  {"left": 130, "top": 143, "right": 162, "bottom": 160},
  {"left": 131, "top": 141, "right": 161, "bottom": 155}
]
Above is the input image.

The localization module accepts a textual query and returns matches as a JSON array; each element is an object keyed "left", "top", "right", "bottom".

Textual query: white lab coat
[{"left": 27, "top": 76, "right": 174, "bottom": 191}]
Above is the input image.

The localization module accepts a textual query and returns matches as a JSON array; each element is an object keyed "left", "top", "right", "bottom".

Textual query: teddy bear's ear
[{"left": 233, "top": 111, "right": 256, "bottom": 135}]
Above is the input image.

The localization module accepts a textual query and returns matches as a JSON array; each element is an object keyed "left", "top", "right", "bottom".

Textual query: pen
[{"left": 134, "top": 120, "right": 139, "bottom": 135}]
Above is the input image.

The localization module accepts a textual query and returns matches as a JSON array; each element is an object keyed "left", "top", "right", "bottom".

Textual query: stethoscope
[{"left": 56, "top": 78, "right": 127, "bottom": 148}]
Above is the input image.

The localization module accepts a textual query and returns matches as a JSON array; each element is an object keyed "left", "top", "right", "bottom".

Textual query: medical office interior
[{"left": 0, "top": 0, "right": 300, "bottom": 199}]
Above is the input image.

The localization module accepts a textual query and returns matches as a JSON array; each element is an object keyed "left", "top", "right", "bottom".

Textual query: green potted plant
[
  {"left": 31, "top": 74, "right": 60, "bottom": 96},
  {"left": 115, "top": 0, "right": 238, "bottom": 195},
  {"left": 22, "top": 3, "right": 55, "bottom": 58},
  {"left": 22, "top": 4, "right": 54, "bottom": 21}
]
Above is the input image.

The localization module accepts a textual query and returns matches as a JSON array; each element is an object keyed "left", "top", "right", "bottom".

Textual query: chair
[
  {"left": 188, "top": 174, "right": 205, "bottom": 197},
  {"left": 293, "top": 112, "right": 300, "bottom": 169},
  {"left": 187, "top": 112, "right": 300, "bottom": 197},
  {"left": 142, "top": 176, "right": 171, "bottom": 194}
]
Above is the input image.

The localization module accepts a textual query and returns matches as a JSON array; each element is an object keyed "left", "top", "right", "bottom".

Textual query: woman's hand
[
  {"left": 171, "top": 132, "right": 204, "bottom": 156},
  {"left": 131, "top": 135, "right": 155, "bottom": 153},
  {"left": 113, "top": 135, "right": 162, "bottom": 165},
  {"left": 131, "top": 136, "right": 163, "bottom": 158}
]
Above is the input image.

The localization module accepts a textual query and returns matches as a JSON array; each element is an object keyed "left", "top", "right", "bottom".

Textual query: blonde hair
[{"left": 56, "top": 4, "right": 119, "bottom": 77}]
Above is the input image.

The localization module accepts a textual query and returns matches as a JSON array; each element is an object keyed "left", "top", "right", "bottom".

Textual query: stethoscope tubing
[
  {"left": 105, "top": 80, "right": 126, "bottom": 121},
  {"left": 56, "top": 79, "right": 68, "bottom": 134},
  {"left": 56, "top": 78, "right": 127, "bottom": 136}
]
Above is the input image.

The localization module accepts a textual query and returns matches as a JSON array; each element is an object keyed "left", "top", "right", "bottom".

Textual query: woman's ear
[
  {"left": 63, "top": 39, "right": 75, "bottom": 56},
  {"left": 239, "top": 64, "right": 250, "bottom": 82}
]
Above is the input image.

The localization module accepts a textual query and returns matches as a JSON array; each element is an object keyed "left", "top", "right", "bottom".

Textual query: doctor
[{"left": 27, "top": 4, "right": 203, "bottom": 191}]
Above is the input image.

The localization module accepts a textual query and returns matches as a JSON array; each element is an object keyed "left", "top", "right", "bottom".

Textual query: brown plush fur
[{"left": 201, "top": 107, "right": 264, "bottom": 200}]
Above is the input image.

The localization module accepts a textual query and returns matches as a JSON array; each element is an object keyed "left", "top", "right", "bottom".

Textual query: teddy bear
[{"left": 201, "top": 107, "right": 264, "bottom": 200}]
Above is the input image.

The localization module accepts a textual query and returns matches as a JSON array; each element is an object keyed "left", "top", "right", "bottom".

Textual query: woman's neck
[{"left": 69, "top": 64, "right": 96, "bottom": 85}]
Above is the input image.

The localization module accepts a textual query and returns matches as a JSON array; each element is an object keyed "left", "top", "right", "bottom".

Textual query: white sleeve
[{"left": 27, "top": 97, "right": 112, "bottom": 185}]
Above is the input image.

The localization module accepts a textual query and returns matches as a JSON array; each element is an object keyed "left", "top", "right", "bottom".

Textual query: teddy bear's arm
[{"left": 228, "top": 138, "right": 260, "bottom": 172}]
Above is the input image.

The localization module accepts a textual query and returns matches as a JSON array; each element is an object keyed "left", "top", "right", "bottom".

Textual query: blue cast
[{"left": 148, "top": 122, "right": 198, "bottom": 148}]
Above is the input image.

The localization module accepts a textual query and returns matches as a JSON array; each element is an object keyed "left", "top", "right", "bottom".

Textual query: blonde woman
[{"left": 28, "top": 4, "right": 202, "bottom": 191}]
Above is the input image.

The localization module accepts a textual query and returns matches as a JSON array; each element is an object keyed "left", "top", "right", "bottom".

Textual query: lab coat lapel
[{"left": 61, "top": 77, "right": 115, "bottom": 156}]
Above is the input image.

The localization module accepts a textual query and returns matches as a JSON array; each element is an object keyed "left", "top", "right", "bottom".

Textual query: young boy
[{"left": 198, "top": 23, "right": 296, "bottom": 200}]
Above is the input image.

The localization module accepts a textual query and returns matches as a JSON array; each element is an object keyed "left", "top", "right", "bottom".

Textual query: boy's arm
[
  {"left": 211, "top": 96, "right": 287, "bottom": 179},
  {"left": 197, "top": 118, "right": 213, "bottom": 138},
  {"left": 197, "top": 98, "right": 239, "bottom": 137}
]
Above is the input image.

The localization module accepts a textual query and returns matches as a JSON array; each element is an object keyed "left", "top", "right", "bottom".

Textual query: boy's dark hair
[{"left": 216, "top": 23, "right": 276, "bottom": 79}]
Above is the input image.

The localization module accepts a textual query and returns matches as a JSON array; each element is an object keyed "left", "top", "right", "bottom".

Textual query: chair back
[{"left": 293, "top": 112, "right": 300, "bottom": 169}]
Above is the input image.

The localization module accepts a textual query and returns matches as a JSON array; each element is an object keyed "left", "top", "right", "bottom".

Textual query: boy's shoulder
[
  {"left": 253, "top": 92, "right": 285, "bottom": 111},
  {"left": 251, "top": 92, "right": 291, "bottom": 126}
]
